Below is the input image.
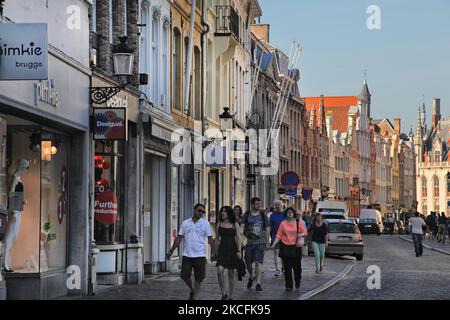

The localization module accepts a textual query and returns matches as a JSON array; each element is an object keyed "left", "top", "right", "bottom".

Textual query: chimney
[
  {"left": 432, "top": 98, "right": 441, "bottom": 128},
  {"left": 250, "top": 24, "right": 270, "bottom": 43},
  {"left": 394, "top": 118, "right": 401, "bottom": 136}
]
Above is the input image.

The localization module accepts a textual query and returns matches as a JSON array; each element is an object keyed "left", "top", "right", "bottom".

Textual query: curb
[
  {"left": 399, "top": 236, "right": 450, "bottom": 255},
  {"left": 297, "top": 262, "right": 354, "bottom": 300}
]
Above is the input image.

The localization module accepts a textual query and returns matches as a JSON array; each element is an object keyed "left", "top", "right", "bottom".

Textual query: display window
[
  {"left": 94, "top": 140, "right": 125, "bottom": 244},
  {"left": 1, "top": 115, "right": 68, "bottom": 273}
]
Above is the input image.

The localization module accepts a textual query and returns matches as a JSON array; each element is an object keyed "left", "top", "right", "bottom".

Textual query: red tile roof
[{"left": 304, "top": 96, "right": 359, "bottom": 132}]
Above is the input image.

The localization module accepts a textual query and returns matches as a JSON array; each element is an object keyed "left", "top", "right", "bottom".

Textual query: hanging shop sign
[
  {"left": 312, "top": 188, "right": 321, "bottom": 202},
  {"left": 93, "top": 107, "right": 128, "bottom": 140},
  {"left": 246, "top": 174, "right": 256, "bottom": 185},
  {"left": 0, "top": 23, "right": 48, "bottom": 80}
]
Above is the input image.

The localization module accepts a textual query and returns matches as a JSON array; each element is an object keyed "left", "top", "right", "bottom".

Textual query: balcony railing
[
  {"left": 419, "top": 161, "right": 449, "bottom": 168},
  {"left": 215, "top": 5, "right": 240, "bottom": 41}
]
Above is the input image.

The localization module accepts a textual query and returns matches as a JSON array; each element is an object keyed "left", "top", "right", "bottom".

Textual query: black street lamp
[
  {"left": 219, "top": 107, "right": 234, "bottom": 131},
  {"left": 90, "top": 36, "right": 135, "bottom": 104}
]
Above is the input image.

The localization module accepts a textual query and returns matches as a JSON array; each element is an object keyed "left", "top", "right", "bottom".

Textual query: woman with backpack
[
  {"left": 310, "top": 213, "right": 328, "bottom": 273},
  {"left": 270, "top": 207, "right": 307, "bottom": 291},
  {"left": 216, "top": 206, "right": 241, "bottom": 300}
]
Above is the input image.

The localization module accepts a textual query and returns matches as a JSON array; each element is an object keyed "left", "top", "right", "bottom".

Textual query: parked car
[
  {"left": 308, "top": 219, "right": 364, "bottom": 261},
  {"left": 358, "top": 209, "right": 384, "bottom": 235}
]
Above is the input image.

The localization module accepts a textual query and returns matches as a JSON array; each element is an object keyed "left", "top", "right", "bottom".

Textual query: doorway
[{"left": 143, "top": 151, "right": 167, "bottom": 274}]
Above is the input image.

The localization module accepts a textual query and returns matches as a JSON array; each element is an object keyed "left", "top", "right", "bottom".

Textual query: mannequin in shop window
[{"left": 3, "top": 159, "right": 30, "bottom": 272}]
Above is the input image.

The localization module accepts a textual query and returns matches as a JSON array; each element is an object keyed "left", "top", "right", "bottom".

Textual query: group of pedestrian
[
  {"left": 167, "top": 198, "right": 328, "bottom": 300},
  {"left": 425, "top": 211, "right": 449, "bottom": 243}
]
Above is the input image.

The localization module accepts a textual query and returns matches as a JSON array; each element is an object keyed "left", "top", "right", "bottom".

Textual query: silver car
[{"left": 326, "top": 219, "right": 364, "bottom": 261}]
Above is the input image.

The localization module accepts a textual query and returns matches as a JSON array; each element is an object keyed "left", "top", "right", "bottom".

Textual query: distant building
[{"left": 415, "top": 99, "right": 450, "bottom": 216}]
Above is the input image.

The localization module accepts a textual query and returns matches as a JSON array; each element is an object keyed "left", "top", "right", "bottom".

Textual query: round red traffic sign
[{"left": 281, "top": 171, "right": 300, "bottom": 187}]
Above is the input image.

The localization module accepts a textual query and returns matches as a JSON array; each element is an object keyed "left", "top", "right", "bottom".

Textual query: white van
[
  {"left": 315, "top": 201, "right": 348, "bottom": 216},
  {"left": 358, "top": 209, "right": 384, "bottom": 235}
]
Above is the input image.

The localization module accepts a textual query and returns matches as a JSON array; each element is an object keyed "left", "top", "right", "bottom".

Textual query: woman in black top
[
  {"left": 216, "top": 206, "right": 241, "bottom": 300},
  {"left": 310, "top": 213, "right": 328, "bottom": 273}
]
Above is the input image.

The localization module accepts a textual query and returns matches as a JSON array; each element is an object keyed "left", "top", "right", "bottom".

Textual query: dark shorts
[
  {"left": 181, "top": 257, "right": 206, "bottom": 282},
  {"left": 244, "top": 243, "right": 266, "bottom": 264}
]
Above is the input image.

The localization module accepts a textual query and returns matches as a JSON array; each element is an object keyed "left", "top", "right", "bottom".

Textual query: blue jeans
[
  {"left": 311, "top": 241, "right": 326, "bottom": 269},
  {"left": 412, "top": 233, "right": 423, "bottom": 256}
]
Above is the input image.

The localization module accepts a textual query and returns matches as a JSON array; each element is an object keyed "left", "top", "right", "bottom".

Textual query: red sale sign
[{"left": 94, "top": 189, "right": 119, "bottom": 225}]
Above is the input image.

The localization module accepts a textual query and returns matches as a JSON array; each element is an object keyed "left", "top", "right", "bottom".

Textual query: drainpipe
[
  {"left": 201, "top": 0, "right": 209, "bottom": 128},
  {"left": 183, "top": 0, "right": 197, "bottom": 115}
]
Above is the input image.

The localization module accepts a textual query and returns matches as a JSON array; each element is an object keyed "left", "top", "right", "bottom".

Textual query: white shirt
[
  {"left": 179, "top": 217, "right": 212, "bottom": 258},
  {"left": 409, "top": 217, "right": 426, "bottom": 235}
]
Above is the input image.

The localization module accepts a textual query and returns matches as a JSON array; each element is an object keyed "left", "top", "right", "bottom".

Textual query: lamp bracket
[{"left": 90, "top": 86, "right": 125, "bottom": 104}]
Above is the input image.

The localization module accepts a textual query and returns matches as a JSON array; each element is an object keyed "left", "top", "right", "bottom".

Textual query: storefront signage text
[
  {"left": 0, "top": 23, "right": 48, "bottom": 80},
  {"left": 34, "top": 79, "right": 59, "bottom": 108},
  {"left": 93, "top": 107, "right": 128, "bottom": 140},
  {"left": 106, "top": 94, "right": 128, "bottom": 108}
]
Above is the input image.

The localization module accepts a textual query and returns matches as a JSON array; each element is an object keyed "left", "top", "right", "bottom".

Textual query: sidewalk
[
  {"left": 61, "top": 252, "right": 354, "bottom": 300},
  {"left": 400, "top": 235, "right": 450, "bottom": 255}
]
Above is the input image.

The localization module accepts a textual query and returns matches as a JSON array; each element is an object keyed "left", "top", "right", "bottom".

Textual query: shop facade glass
[
  {"left": 94, "top": 140, "right": 125, "bottom": 245},
  {"left": 1, "top": 115, "right": 69, "bottom": 273}
]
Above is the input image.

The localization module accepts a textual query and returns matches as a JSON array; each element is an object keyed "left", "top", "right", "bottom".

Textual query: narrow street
[{"left": 313, "top": 235, "right": 450, "bottom": 300}]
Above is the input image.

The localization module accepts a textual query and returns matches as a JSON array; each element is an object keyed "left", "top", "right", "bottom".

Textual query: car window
[
  {"left": 323, "top": 214, "right": 346, "bottom": 220},
  {"left": 328, "top": 223, "right": 357, "bottom": 234},
  {"left": 360, "top": 218, "right": 376, "bottom": 224},
  {"left": 319, "top": 208, "right": 345, "bottom": 213}
]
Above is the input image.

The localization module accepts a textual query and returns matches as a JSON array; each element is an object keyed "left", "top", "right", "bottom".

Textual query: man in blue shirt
[{"left": 269, "top": 200, "right": 285, "bottom": 276}]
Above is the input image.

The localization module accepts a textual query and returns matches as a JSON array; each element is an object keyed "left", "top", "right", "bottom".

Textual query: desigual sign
[
  {"left": 0, "top": 23, "right": 48, "bottom": 80},
  {"left": 93, "top": 107, "right": 128, "bottom": 140}
]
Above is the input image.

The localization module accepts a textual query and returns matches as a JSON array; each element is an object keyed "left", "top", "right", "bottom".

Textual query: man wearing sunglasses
[{"left": 167, "top": 203, "right": 215, "bottom": 300}]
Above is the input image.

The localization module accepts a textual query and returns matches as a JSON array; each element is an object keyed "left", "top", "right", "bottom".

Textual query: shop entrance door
[{"left": 143, "top": 151, "right": 167, "bottom": 273}]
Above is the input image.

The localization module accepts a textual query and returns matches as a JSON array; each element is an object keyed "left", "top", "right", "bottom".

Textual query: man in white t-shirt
[
  {"left": 409, "top": 211, "right": 427, "bottom": 257},
  {"left": 167, "top": 203, "right": 215, "bottom": 300}
]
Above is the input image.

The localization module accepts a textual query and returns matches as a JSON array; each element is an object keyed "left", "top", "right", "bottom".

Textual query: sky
[{"left": 258, "top": 0, "right": 450, "bottom": 133}]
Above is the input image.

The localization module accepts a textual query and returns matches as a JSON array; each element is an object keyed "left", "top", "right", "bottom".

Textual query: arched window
[
  {"left": 173, "top": 28, "right": 182, "bottom": 111},
  {"left": 421, "top": 177, "right": 427, "bottom": 197},
  {"left": 433, "top": 175, "right": 439, "bottom": 198}
]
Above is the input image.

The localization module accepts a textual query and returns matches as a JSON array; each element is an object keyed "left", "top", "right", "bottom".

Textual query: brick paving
[{"left": 60, "top": 250, "right": 354, "bottom": 300}]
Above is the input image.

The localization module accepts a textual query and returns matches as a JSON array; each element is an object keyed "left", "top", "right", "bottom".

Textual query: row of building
[{"left": 0, "top": 0, "right": 445, "bottom": 300}]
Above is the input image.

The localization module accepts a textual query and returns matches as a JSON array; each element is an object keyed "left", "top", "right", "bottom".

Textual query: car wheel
[{"left": 355, "top": 254, "right": 363, "bottom": 261}]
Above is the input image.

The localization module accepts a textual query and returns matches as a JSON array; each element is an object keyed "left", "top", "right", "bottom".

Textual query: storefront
[
  {"left": 0, "top": 65, "right": 90, "bottom": 300},
  {"left": 91, "top": 74, "right": 143, "bottom": 287},
  {"left": 141, "top": 102, "right": 177, "bottom": 273}
]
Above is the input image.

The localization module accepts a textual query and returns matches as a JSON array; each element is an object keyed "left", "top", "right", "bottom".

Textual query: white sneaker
[{"left": 275, "top": 269, "right": 281, "bottom": 276}]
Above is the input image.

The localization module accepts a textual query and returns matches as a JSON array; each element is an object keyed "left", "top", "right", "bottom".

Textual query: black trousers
[{"left": 282, "top": 247, "right": 302, "bottom": 289}]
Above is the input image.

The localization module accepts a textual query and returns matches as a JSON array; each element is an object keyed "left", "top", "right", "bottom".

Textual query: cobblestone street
[{"left": 61, "top": 251, "right": 354, "bottom": 300}]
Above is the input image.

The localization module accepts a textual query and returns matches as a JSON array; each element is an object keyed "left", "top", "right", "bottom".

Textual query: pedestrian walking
[
  {"left": 310, "top": 213, "right": 328, "bottom": 273},
  {"left": 216, "top": 206, "right": 241, "bottom": 300},
  {"left": 241, "top": 197, "right": 269, "bottom": 291},
  {"left": 271, "top": 207, "right": 307, "bottom": 291},
  {"left": 166, "top": 203, "right": 215, "bottom": 300},
  {"left": 409, "top": 211, "right": 426, "bottom": 257},
  {"left": 234, "top": 205, "right": 244, "bottom": 226},
  {"left": 269, "top": 200, "right": 285, "bottom": 277},
  {"left": 437, "top": 212, "right": 447, "bottom": 243}
]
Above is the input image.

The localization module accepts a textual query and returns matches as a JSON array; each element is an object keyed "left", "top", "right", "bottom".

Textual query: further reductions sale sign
[{"left": 95, "top": 189, "right": 119, "bottom": 225}]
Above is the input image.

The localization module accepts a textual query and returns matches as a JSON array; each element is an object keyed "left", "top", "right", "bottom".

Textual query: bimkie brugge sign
[
  {"left": 93, "top": 108, "right": 128, "bottom": 140},
  {"left": 0, "top": 23, "right": 48, "bottom": 80}
]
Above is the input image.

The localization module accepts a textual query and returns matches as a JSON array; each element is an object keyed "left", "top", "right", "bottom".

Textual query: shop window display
[
  {"left": 94, "top": 140, "right": 125, "bottom": 244},
  {"left": 1, "top": 115, "right": 68, "bottom": 273}
]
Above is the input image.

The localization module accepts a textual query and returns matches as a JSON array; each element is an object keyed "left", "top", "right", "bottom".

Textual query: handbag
[{"left": 278, "top": 220, "right": 299, "bottom": 259}]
